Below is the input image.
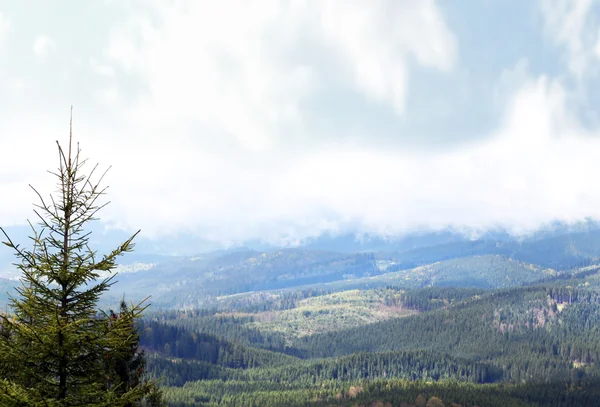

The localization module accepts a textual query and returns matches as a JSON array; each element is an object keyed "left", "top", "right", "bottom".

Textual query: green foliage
[
  {"left": 140, "top": 319, "right": 298, "bottom": 371},
  {"left": 160, "top": 377, "right": 600, "bottom": 407},
  {"left": 238, "top": 289, "right": 416, "bottom": 342},
  {"left": 154, "top": 287, "right": 486, "bottom": 354},
  {"left": 140, "top": 277, "right": 600, "bottom": 406},
  {"left": 0, "top": 132, "right": 163, "bottom": 406}
]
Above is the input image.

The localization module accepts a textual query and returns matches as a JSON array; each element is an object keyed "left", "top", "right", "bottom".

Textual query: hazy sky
[{"left": 1, "top": 0, "right": 600, "bottom": 245}]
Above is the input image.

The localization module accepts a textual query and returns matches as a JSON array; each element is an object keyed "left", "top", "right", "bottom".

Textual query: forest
[{"left": 136, "top": 266, "right": 600, "bottom": 406}]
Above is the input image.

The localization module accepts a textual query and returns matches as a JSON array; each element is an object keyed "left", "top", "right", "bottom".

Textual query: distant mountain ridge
[
  {"left": 2, "top": 221, "right": 600, "bottom": 308},
  {"left": 2, "top": 218, "right": 600, "bottom": 263}
]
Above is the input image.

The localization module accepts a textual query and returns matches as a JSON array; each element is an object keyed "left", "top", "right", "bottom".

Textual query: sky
[{"left": 1, "top": 0, "right": 600, "bottom": 246}]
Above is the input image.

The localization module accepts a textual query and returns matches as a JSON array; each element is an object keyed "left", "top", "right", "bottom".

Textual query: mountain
[
  {"left": 98, "top": 226, "right": 600, "bottom": 308},
  {"left": 4, "top": 223, "right": 600, "bottom": 310},
  {"left": 107, "top": 249, "right": 380, "bottom": 308},
  {"left": 320, "top": 254, "right": 559, "bottom": 291}
]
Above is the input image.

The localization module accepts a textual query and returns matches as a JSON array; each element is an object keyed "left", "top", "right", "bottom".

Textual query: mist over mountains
[
  {"left": 1, "top": 217, "right": 599, "bottom": 274},
  {"left": 3, "top": 218, "right": 600, "bottom": 310}
]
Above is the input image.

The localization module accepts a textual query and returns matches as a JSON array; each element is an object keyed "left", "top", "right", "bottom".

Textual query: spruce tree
[{"left": 0, "top": 115, "right": 163, "bottom": 406}]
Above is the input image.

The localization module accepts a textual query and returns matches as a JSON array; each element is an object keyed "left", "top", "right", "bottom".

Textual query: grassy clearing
[{"left": 246, "top": 289, "right": 416, "bottom": 342}]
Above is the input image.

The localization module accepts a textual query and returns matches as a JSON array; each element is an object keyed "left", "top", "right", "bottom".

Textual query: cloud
[
  {"left": 32, "top": 35, "right": 56, "bottom": 57},
  {"left": 84, "top": 71, "right": 600, "bottom": 244},
  {"left": 315, "top": 0, "right": 456, "bottom": 114},
  {"left": 104, "top": 0, "right": 457, "bottom": 150},
  {"left": 540, "top": 0, "right": 600, "bottom": 78},
  {"left": 2, "top": 1, "right": 600, "bottom": 248}
]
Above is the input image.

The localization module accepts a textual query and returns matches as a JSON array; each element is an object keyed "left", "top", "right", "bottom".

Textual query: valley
[
  {"left": 3, "top": 227, "right": 600, "bottom": 405},
  {"left": 82, "top": 228, "right": 600, "bottom": 406}
]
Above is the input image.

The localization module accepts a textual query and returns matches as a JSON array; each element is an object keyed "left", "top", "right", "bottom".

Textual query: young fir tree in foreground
[{"left": 0, "top": 118, "right": 164, "bottom": 406}]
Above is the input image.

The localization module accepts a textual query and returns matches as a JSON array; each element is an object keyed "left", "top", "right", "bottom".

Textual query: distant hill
[
  {"left": 316, "top": 254, "right": 559, "bottom": 291},
  {"left": 375, "top": 228, "right": 600, "bottom": 271},
  {"left": 98, "top": 226, "right": 600, "bottom": 308},
  {"left": 4, "top": 224, "right": 600, "bottom": 309},
  {"left": 107, "top": 249, "right": 380, "bottom": 308}
]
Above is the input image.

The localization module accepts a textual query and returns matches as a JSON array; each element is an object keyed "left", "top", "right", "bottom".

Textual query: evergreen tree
[{"left": 0, "top": 116, "right": 163, "bottom": 406}]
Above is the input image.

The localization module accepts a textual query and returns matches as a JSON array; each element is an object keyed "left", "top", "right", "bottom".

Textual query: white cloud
[
  {"left": 3, "top": 1, "right": 600, "bottom": 247},
  {"left": 317, "top": 0, "right": 456, "bottom": 113},
  {"left": 104, "top": 0, "right": 456, "bottom": 150},
  {"left": 255, "top": 77, "right": 595, "bottom": 238},
  {"left": 540, "top": 0, "right": 600, "bottom": 78},
  {"left": 105, "top": 1, "right": 313, "bottom": 150},
  {"left": 78, "top": 72, "right": 600, "bottom": 244},
  {"left": 32, "top": 35, "right": 56, "bottom": 57}
]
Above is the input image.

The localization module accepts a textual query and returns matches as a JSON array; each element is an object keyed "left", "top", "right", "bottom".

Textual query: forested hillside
[
  {"left": 94, "top": 227, "right": 600, "bottom": 309},
  {"left": 5, "top": 222, "right": 600, "bottom": 406},
  {"left": 131, "top": 263, "right": 600, "bottom": 406}
]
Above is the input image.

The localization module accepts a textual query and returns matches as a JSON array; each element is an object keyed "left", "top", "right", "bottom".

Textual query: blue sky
[{"left": 1, "top": 0, "right": 600, "bottom": 245}]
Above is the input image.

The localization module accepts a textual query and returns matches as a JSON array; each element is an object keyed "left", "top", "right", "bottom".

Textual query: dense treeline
[
  {"left": 146, "top": 283, "right": 600, "bottom": 383},
  {"left": 159, "top": 313, "right": 301, "bottom": 355},
  {"left": 382, "top": 286, "right": 487, "bottom": 312},
  {"left": 161, "top": 377, "right": 600, "bottom": 407},
  {"left": 234, "top": 350, "right": 500, "bottom": 383},
  {"left": 140, "top": 320, "right": 297, "bottom": 368},
  {"left": 141, "top": 274, "right": 600, "bottom": 406},
  {"left": 149, "top": 287, "right": 336, "bottom": 316},
  {"left": 146, "top": 349, "right": 501, "bottom": 387},
  {"left": 145, "top": 356, "right": 231, "bottom": 386},
  {"left": 152, "top": 287, "right": 486, "bottom": 353},
  {"left": 217, "top": 288, "right": 335, "bottom": 313},
  {"left": 298, "top": 286, "right": 600, "bottom": 363}
]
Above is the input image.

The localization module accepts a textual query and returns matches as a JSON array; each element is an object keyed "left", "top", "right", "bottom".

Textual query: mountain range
[{"left": 3, "top": 220, "right": 599, "bottom": 309}]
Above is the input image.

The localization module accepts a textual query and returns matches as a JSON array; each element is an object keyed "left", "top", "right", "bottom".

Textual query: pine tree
[{"left": 0, "top": 114, "right": 164, "bottom": 406}]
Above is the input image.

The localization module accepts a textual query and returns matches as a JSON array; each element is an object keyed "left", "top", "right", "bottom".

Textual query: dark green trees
[
  {"left": 105, "top": 299, "right": 164, "bottom": 406},
  {"left": 0, "top": 120, "right": 163, "bottom": 406}
]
